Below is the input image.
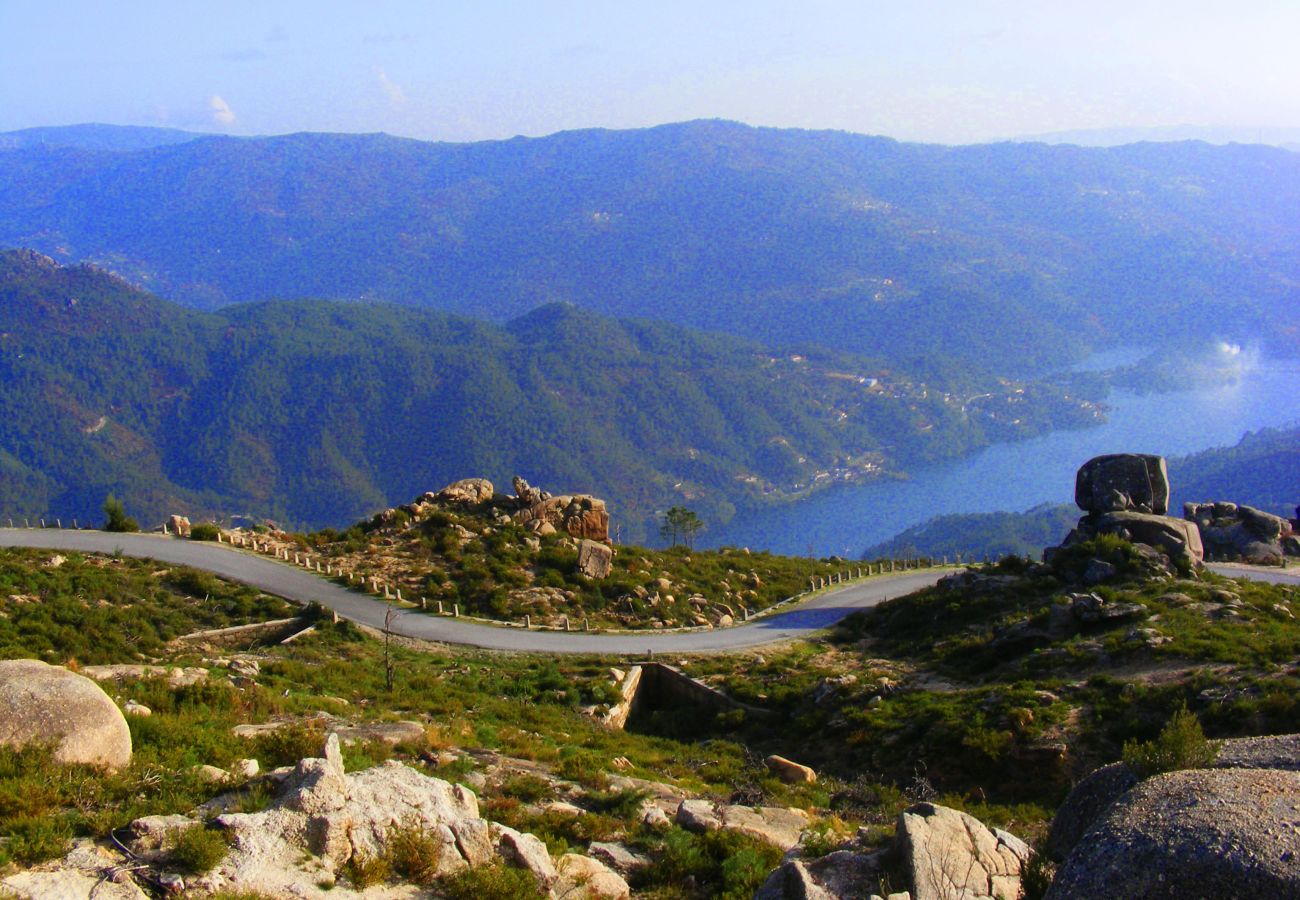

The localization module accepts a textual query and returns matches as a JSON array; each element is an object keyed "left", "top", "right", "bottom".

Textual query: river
[{"left": 704, "top": 358, "right": 1300, "bottom": 558}]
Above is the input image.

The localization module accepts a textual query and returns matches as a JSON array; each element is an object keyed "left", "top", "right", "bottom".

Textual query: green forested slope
[{"left": 0, "top": 251, "right": 1100, "bottom": 539}]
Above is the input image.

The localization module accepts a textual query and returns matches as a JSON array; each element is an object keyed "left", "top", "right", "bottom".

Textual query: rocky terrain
[
  {"left": 201, "top": 476, "right": 864, "bottom": 631},
  {"left": 1, "top": 455, "right": 1298, "bottom": 897}
]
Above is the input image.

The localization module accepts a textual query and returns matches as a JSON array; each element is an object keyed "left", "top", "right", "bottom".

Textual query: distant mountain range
[
  {"left": 1013, "top": 124, "right": 1300, "bottom": 150},
  {"left": 0, "top": 250, "right": 1100, "bottom": 539},
  {"left": 2, "top": 121, "right": 1298, "bottom": 376}
]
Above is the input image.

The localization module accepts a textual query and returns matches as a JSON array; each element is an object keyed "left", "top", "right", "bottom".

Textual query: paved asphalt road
[
  {"left": 2, "top": 530, "right": 1291, "bottom": 654},
  {"left": 0, "top": 529, "right": 949, "bottom": 654}
]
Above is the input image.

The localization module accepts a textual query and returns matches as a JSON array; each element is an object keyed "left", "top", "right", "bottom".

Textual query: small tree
[
  {"left": 102, "top": 494, "right": 139, "bottom": 533},
  {"left": 661, "top": 506, "right": 704, "bottom": 549},
  {"left": 1122, "top": 704, "right": 1218, "bottom": 778}
]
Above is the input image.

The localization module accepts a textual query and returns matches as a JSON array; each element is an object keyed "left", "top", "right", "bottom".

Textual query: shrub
[
  {"left": 170, "top": 826, "right": 230, "bottom": 874},
  {"left": 387, "top": 817, "right": 441, "bottom": 885},
  {"left": 499, "top": 773, "right": 554, "bottom": 803},
  {"left": 190, "top": 522, "right": 221, "bottom": 541},
  {"left": 343, "top": 848, "right": 391, "bottom": 888},
  {"left": 1122, "top": 705, "right": 1218, "bottom": 778},
  {"left": 439, "top": 861, "right": 545, "bottom": 899}
]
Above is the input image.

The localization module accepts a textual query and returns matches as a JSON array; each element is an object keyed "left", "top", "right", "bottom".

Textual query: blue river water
[{"left": 704, "top": 359, "right": 1300, "bottom": 558}]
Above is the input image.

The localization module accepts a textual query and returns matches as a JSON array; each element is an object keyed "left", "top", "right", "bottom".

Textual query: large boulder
[
  {"left": 0, "top": 659, "right": 132, "bottom": 770},
  {"left": 896, "top": 802, "right": 1031, "bottom": 900},
  {"left": 1076, "top": 454, "right": 1170, "bottom": 515},
  {"left": 577, "top": 539, "right": 614, "bottom": 578},
  {"left": 1096, "top": 511, "right": 1204, "bottom": 567},
  {"left": 1047, "top": 768, "right": 1300, "bottom": 899},
  {"left": 1047, "top": 733, "right": 1300, "bottom": 862}
]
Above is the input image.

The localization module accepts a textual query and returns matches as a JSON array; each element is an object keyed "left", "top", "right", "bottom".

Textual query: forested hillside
[
  {"left": 0, "top": 251, "right": 1100, "bottom": 538},
  {"left": 2, "top": 121, "right": 1298, "bottom": 374}
]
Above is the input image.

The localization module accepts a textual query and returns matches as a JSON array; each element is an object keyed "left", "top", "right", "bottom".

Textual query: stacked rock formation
[{"left": 1049, "top": 453, "right": 1203, "bottom": 569}]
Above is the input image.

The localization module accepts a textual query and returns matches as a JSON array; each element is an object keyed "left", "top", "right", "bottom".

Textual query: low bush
[
  {"left": 1122, "top": 705, "right": 1218, "bottom": 778},
  {"left": 170, "top": 826, "right": 230, "bottom": 874}
]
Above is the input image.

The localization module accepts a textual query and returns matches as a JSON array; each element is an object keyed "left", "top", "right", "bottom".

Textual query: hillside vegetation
[
  {"left": 2, "top": 121, "right": 1299, "bottom": 372},
  {"left": 0, "top": 250, "right": 1100, "bottom": 538}
]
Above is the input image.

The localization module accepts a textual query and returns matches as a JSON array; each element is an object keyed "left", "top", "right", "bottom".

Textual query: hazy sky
[{"left": 4, "top": 1, "right": 1299, "bottom": 144}]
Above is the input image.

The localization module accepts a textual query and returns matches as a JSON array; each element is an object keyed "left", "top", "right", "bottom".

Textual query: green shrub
[
  {"left": 1122, "top": 705, "right": 1218, "bottom": 778},
  {"left": 439, "top": 861, "right": 545, "bottom": 899},
  {"left": 190, "top": 522, "right": 221, "bottom": 541},
  {"left": 170, "top": 826, "right": 230, "bottom": 874},
  {"left": 387, "top": 818, "right": 441, "bottom": 885},
  {"left": 584, "top": 786, "right": 651, "bottom": 819},
  {"left": 500, "top": 773, "right": 554, "bottom": 803}
]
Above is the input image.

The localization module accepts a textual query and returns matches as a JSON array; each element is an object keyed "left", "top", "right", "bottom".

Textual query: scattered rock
[
  {"left": 194, "top": 764, "right": 230, "bottom": 784},
  {"left": 127, "top": 815, "right": 200, "bottom": 853},
  {"left": 122, "top": 700, "right": 152, "bottom": 717},
  {"left": 555, "top": 852, "right": 631, "bottom": 899},
  {"left": 896, "top": 802, "right": 1030, "bottom": 900},
  {"left": 588, "top": 841, "right": 651, "bottom": 875},
  {"left": 496, "top": 825, "right": 558, "bottom": 887},
  {"left": 765, "top": 754, "right": 817, "bottom": 784},
  {"left": 0, "top": 659, "right": 132, "bottom": 770},
  {"left": 755, "top": 850, "right": 886, "bottom": 900},
  {"left": 675, "top": 799, "right": 723, "bottom": 833}
]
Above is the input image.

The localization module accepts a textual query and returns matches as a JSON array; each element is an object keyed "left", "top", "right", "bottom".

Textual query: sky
[{"left": 3, "top": 1, "right": 1300, "bottom": 145}]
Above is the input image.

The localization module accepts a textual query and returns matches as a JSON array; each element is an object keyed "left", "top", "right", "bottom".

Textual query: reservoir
[{"left": 704, "top": 358, "right": 1300, "bottom": 558}]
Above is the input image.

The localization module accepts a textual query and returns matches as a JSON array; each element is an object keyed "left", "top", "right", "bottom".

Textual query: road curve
[{"left": 0, "top": 529, "right": 948, "bottom": 654}]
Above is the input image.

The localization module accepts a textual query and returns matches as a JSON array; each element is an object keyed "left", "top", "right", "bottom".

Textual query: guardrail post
[
  {"left": 584, "top": 617, "right": 590, "bottom": 632},
  {"left": 453, "top": 604, "right": 459, "bottom": 617},
  {"left": 396, "top": 589, "right": 403, "bottom": 602},
  {"left": 563, "top": 616, "right": 570, "bottom": 632},
  {"left": 438, "top": 600, "right": 444, "bottom": 615},
  {"left": 525, "top": 614, "right": 530, "bottom": 628},
  {"left": 24, "top": 518, "right": 29, "bottom": 528},
  {"left": 72, "top": 519, "right": 78, "bottom": 529},
  {"left": 55, "top": 519, "right": 61, "bottom": 529},
  {"left": 420, "top": 597, "right": 427, "bottom": 610},
  {"left": 39, "top": 518, "right": 45, "bottom": 528}
]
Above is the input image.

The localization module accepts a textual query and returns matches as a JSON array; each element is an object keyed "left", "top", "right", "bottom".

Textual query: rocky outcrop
[
  {"left": 1076, "top": 453, "right": 1169, "bottom": 515},
  {"left": 1048, "top": 454, "right": 1204, "bottom": 569},
  {"left": 516, "top": 492, "right": 610, "bottom": 541},
  {"left": 435, "top": 477, "right": 495, "bottom": 505},
  {"left": 1047, "top": 768, "right": 1300, "bottom": 899},
  {"left": 555, "top": 852, "right": 631, "bottom": 899},
  {"left": 896, "top": 802, "right": 1031, "bottom": 900},
  {"left": 0, "top": 659, "right": 132, "bottom": 770},
  {"left": 1185, "top": 501, "right": 1297, "bottom": 564},
  {"left": 1095, "top": 510, "right": 1204, "bottom": 567},
  {"left": 193, "top": 736, "right": 564, "bottom": 896},
  {"left": 167, "top": 514, "right": 191, "bottom": 536}
]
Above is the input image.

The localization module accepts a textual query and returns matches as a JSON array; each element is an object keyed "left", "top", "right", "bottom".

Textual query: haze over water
[{"left": 705, "top": 358, "right": 1300, "bottom": 558}]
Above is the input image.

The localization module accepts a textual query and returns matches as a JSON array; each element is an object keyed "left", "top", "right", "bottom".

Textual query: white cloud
[
  {"left": 209, "top": 95, "right": 237, "bottom": 125},
  {"left": 375, "top": 67, "right": 406, "bottom": 108}
]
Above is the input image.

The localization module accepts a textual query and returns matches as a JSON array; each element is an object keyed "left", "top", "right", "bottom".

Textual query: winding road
[
  {"left": 1, "top": 530, "right": 1292, "bottom": 654},
  {"left": 0, "top": 529, "right": 950, "bottom": 654}
]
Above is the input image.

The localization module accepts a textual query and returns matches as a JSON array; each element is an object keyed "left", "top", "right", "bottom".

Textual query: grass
[{"left": 0, "top": 541, "right": 1296, "bottom": 894}]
